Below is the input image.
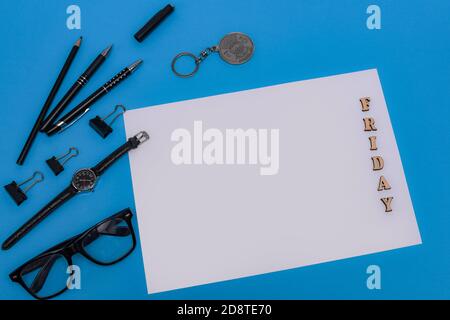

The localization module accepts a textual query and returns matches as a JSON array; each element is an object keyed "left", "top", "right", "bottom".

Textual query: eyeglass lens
[
  {"left": 81, "top": 217, "right": 133, "bottom": 264},
  {"left": 20, "top": 253, "right": 69, "bottom": 299}
]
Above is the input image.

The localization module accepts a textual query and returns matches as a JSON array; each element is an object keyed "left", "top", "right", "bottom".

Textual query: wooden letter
[
  {"left": 381, "top": 197, "right": 393, "bottom": 212},
  {"left": 369, "top": 136, "right": 377, "bottom": 150},
  {"left": 372, "top": 156, "right": 384, "bottom": 171},
  {"left": 377, "top": 176, "right": 391, "bottom": 191},
  {"left": 363, "top": 117, "right": 377, "bottom": 131},
  {"left": 360, "top": 97, "right": 371, "bottom": 112}
]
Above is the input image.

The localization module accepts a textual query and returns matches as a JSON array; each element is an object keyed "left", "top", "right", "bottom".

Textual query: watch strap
[
  {"left": 92, "top": 131, "right": 149, "bottom": 176},
  {"left": 2, "top": 185, "right": 78, "bottom": 250}
]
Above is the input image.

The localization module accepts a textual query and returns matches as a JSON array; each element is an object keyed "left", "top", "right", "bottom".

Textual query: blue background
[{"left": 0, "top": 0, "right": 449, "bottom": 299}]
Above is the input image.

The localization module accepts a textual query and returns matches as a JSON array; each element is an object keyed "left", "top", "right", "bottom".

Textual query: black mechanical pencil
[
  {"left": 40, "top": 45, "right": 112, "bottom": 132},
  {"left": 45, "top": 59, "right": 143, "bottom": 136},
  {"left": 16, "top": 37, "right": 82, "bottom": 165}
]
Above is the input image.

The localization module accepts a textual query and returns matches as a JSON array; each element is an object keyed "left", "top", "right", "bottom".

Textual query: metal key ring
[{"left": 171, "top": 52, "right": 200, "bottom": 78}]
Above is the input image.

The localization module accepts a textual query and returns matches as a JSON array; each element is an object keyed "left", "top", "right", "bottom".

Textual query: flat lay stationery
[
  {"left": 124, "top": 69, "right": 421, "bottom": 294},
  {"left": 3, "top": 0, "right": 443, "bottom": 302}
]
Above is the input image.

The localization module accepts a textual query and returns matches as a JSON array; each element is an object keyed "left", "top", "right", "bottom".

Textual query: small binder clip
[
  {"left": 4, "top": 171, "right": 44, "bottom": 206},
  {"left": 46, "top": 147, "right": 79, "bottom": 176},
  {"left": 89, "top": 104, "right": 126, "bottom": 138}
]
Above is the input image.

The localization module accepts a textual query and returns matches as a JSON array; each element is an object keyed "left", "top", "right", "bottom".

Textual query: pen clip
[{"left": 58, "top": 108, "right": 90, "bottom": 134}]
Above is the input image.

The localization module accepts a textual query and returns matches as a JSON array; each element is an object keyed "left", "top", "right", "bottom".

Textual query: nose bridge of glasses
[{"left": 67, "top": 242, "right": 80, "bottom": 256}]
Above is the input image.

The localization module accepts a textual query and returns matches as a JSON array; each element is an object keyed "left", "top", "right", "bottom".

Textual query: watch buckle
[{"left": 134, "top": 131, "right": 150, "bottom": 144}]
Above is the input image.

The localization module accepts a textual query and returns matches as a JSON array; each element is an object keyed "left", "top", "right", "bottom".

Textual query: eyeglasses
[{"left": 10, "top": 208, "right": 136, "bottom": 300}]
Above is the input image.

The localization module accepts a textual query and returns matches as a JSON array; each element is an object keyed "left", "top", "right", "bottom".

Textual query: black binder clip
[
  {"left": 89, "top": 104, "right": 126, "bottom": 138},
  {"left": 46, "top": 147, "right": 79, "bottom": 176},
  {"left": 4, "top": 171, "right": 44, "bottom": 206}
]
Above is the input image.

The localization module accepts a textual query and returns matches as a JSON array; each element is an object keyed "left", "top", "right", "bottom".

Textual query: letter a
[
  {"left": 171, "top": 129, "right": 192, "bottom": 165},
  {"left": 66, "top": 5, "right": 81, "bottom": 30},
  {"left": 366, "top": 5, "right": 381, "bottom": 30},
  {"left": 66, "top": 265, "right": 81, "bottom": 290},
  {"left": 377, "top": 176, "right": 391, "bottom": 191},
  {"left": 366, "top": 265, "right": 381, "bottom": 289}
]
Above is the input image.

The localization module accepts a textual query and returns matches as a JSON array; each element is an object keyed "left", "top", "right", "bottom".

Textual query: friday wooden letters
[{"left": 359, "top": 97, "right": 394, "bottom": 213}]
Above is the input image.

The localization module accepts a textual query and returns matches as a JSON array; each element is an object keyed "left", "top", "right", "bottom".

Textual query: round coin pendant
[
  {"left": 171, "top": 32, "right": 255, "bottom": 77},
  {"left": 218, "top": 32, "right": 254, "bottom": 65}
]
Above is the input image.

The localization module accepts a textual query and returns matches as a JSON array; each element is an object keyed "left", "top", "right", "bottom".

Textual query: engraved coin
[{"left": 218, "top": 32, "right": 254, "bottom": 65}]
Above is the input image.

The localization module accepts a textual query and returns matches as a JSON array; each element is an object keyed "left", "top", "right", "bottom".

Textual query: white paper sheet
[{"left": 124, "top": 69, "right": 421, "bottom": 294}]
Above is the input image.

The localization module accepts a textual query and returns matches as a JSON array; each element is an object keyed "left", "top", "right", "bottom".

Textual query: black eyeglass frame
[{"left": 9, "top": 208, "right": 136, "bottom": 300}]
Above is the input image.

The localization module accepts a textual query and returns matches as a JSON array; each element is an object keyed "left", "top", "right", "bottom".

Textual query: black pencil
[
  {"left": 40, "top": 44, "right": 112, "bottom": 133},
  {"left": 16, "top": 36, "right": 82, "bottom": 166}
]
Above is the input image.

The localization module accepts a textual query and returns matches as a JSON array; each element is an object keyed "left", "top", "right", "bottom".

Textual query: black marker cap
[{"left": 134, "top": 4, "right": 174, "bottom": 43}]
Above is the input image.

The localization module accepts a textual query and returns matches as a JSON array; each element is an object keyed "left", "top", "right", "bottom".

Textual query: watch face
[{"left": 72, "top": 169, "right": 97, "bottom": 192}]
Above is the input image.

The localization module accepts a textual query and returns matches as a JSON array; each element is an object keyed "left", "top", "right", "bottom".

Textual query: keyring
[
  {"left": 171, "top": 52, "right": 200, "bottom": 78},
  {"left": 171, "top": 33, "right": 254, "bottom": 78}
]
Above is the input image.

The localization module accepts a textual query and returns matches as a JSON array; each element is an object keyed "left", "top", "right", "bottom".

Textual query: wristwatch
[{"left": 2, "top": 131, "right": 149, "bottom": 250}]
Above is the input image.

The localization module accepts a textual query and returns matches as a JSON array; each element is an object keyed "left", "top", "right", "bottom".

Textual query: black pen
[
  {"left": 40, "top": 45, "right": 112, "bottom": 133},
  {"left": 45, "top": 59, "right": 143, "bottom": 136},
  {"left": 16, "top": 37, "right": 82, "bottom": 165}
]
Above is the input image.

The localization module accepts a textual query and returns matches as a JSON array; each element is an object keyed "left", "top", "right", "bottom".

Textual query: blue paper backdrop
[{"left": 0, "top": 0, "right": 449, "bottom": 299}]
